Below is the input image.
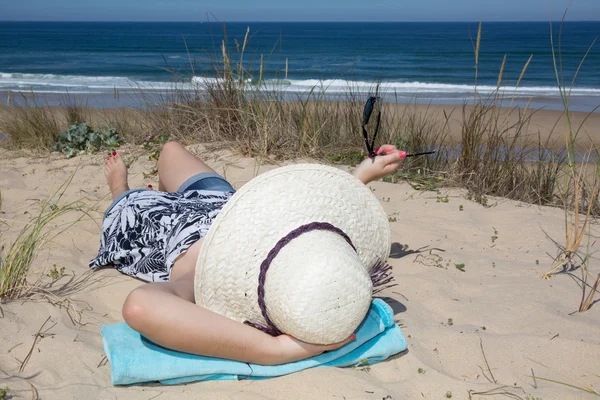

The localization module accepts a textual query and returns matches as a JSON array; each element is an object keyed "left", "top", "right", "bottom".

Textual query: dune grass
[
  {"left": 0, "top": 172, "right": 91, "bottom": 300},
  {"left": 534, "top": 9, "right": 600, "bottom": 312},
  {"left": 134, "top": 23, "right": 580, "bottom": 210},
  {"left": 61, "top": 92, "right": 89, "bottom": 126},
  {"left": 0, "top": 93, "right": 61, "bottom": 149}
]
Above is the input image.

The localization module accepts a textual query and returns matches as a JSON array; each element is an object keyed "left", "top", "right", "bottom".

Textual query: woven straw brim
[{"left": 194, "top": 164, "right": 391, "bottom": 342}]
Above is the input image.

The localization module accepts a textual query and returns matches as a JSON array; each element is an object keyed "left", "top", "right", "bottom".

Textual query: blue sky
[{"left": 2, "top": 0, "right": 599, "bottom": 22}]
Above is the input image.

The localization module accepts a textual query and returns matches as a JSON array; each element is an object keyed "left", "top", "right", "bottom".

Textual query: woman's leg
[{"left": 157, "top": 142, "right": 217, "bottom": 192}]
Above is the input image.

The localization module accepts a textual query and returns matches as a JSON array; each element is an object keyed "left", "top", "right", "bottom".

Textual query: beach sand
[{"left": 1, "top": 145, "right": 599, "bottom": 400}]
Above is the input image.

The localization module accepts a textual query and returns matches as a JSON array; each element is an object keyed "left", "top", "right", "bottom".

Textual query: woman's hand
[
  {"left": 353, "top": 144, "right": 406, "bottom": 185},
  {"left": 274, "top": 333, "right": 356, "bottom": 364}
]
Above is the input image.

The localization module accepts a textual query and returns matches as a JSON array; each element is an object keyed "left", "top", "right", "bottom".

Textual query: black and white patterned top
[{"left": 89, "top": 189, "right": 233, "bottom": 282}]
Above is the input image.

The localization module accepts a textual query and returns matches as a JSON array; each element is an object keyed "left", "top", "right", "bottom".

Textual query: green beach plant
[{"left": 54, "top": 122, "right": 121, "bottom": 158}]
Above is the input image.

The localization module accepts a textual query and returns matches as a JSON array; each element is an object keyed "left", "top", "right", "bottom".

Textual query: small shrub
[
  {"left": 54, "top": 122, "right": 121, "bottom": 158},
  {"left": 142, "top": 134, "right": 170, "bottom": 177},
  {"left": 467, "top": 190, "right": 489, "bottom": 207},
  {"left": 48, "top": 264, "right": 65, "bottom": 281},
  {"left": 143, "top": 133, "right": 170, "bottom": 163},
  {"left": 491, "top": 227, "right": 498, "bottom": 244},
  {"left": 455, "top": 263, "right": 465, "bottom": 272},
  {"left": 0, "top": 386, "right": 10, "bottom": 400}
]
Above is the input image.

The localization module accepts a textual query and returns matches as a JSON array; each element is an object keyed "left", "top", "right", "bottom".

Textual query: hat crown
[
  {"left": 195, "top": 164, "right": 392, "bottom": 344},
  {"left": 264, "top": 230, "right": 372, "bottom": 344}
]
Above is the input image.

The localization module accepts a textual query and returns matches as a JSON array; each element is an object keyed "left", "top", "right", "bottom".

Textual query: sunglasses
[
  {"left": 361, "top": 96, "right": 437, "bottom": 158},
  {"left": 362, "top": 96, "right": 382, "bottom": 158}
]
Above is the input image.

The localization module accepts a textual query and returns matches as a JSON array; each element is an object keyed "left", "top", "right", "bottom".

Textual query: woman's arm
[
  {"left": 353, "top": 145, "right": 406, "bottom": 185},
  {"left": 122, "top": 271, "right": 353, "bottom": 365}
]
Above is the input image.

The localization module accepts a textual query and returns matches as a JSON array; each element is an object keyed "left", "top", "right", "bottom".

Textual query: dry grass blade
[
  {"left": 579, "top": 272, "right": 600, "bottom": 312},
  {"left": 531, "top": 377, "right": 599, "bottom": 397},
  {"left": 25, "top": 380, "right": 39, "bottom": 400},
  {"left": 568, "top": 36, "right": 598, "bottom": 100},
  {"left": 493, "top": 53, "right": 506, "bottom": 109},
  {"left": 19, "top": 316, "right": 54, "bottom": 373},
  {"left": 467, "top": 386, "right": 528, "bottom": 399},
  {"left": 527, "top": 358, "right": 600, "bottom": 397},
  {"left": 516, "top": 55, "right": 533, "bottom": 89},
  {"left": 97, "top": 355, "right": 108, "bottom": 368},
  {"left": 474, "top": 21, "right": 482, "bottom": 104},
  {"left": 478, "top": 333, "right": 497, "bottom": 384}
]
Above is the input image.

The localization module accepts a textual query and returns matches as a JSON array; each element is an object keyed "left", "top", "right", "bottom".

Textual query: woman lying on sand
[{"left": 89, "top": 142, "right": 406, "bottom": 365}]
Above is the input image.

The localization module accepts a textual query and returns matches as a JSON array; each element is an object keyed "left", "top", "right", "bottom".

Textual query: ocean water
[{"left": 0, "top": 21, "right": 599, "bottom": 109}]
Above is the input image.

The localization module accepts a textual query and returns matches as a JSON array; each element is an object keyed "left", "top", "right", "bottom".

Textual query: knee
[
  {"left": 122, "top": 288, "right": 149, "bottom": 331},
  {"left": 158, "top": 141, "right": 183, "bottom": 163},
  {"left": 161, "top": 141, "right": 183, "bottom": 155}
]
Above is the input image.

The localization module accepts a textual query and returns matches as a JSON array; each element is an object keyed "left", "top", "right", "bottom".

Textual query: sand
[{"left": 1, "top": 145, "right": 599, "bottom": 400}]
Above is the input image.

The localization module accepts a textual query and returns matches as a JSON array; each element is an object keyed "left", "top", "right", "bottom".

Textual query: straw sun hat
[{"left": 194, "top": 163, "right": 394, "bottom": 345}]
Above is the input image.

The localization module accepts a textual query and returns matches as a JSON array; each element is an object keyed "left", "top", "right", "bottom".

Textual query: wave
[
  {"left": 191, "top": 77, "right": 600, "bottom": 97},
  {"left": 193, "top": 77, "right": 600, "bottom": 98},
  {"left": 2, "top": 71, "right": 600, "bottom": 98},
  {"left": 0, "top": 72, "right": 188, "bottom": 92}
]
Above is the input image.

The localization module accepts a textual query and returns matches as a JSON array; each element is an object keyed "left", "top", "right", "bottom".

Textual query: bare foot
[{"left": 105, "top": 152, "right": 130, "bottom": 200}]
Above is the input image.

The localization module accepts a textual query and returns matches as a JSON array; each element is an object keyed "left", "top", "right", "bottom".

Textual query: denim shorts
[
  {"left": 104, "top": 172, "right": 235, "bottom": 217},
  {"left": 177, "top": 172, "right": 235, "bottom": 193}
]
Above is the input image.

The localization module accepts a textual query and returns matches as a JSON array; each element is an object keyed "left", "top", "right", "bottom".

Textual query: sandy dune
[{"left": 1, "top": 145, "right": 599, "bottom": 400}]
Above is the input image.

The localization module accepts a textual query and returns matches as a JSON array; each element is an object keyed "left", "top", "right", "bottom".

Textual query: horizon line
[{"left": 1, "top": 19, "right": 599, "bottom": 23}]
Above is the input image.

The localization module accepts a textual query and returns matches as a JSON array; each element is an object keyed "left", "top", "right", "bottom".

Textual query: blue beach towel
[{"left": 100, "top": 298, "right": 407, "bottom": 385}]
